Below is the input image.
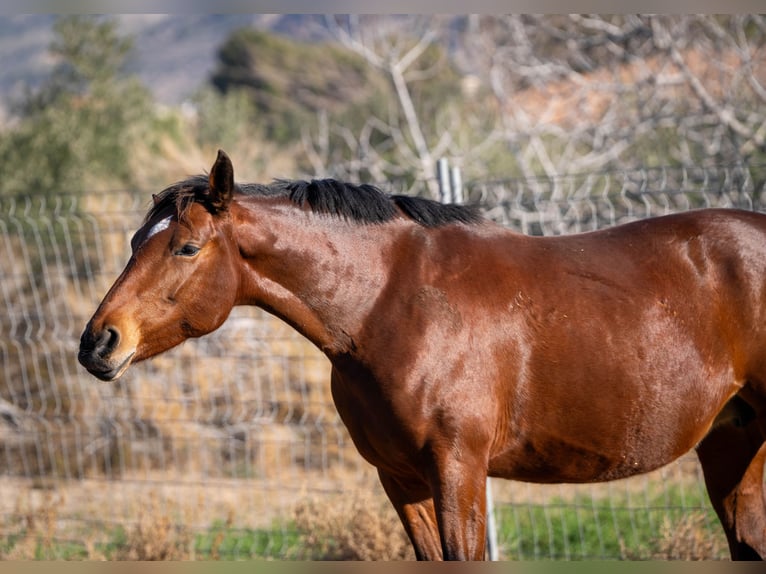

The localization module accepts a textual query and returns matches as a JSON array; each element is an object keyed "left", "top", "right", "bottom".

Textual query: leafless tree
[
  {"left": 303, "top": 15, "right": 766, "bottom": 196},
  {"left": 470, "top": 15, "right": 766, "bottom": 177},
  {"left": 304, "top": 15, "right": 502, "bottom": 198}
]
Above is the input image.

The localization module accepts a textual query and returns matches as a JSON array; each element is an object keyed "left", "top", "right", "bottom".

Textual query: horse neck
[{"left": 231, "top": 199, "right": 401, "bottom": 357}]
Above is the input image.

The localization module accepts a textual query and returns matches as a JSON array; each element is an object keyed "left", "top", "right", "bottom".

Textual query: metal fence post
[
  {"left": 437, "top": 157, "right": 453, "bottom": 203},
  {"left": 486, "top": 477, "right": 499, "bottom": 560},
  {"left": 450, "top": 164, "right": 463, "bottom": 204}
]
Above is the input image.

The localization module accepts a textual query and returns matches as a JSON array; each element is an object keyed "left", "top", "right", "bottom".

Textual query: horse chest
[{"left": 329, "top": 366, "right": 431, "bottom": 473}]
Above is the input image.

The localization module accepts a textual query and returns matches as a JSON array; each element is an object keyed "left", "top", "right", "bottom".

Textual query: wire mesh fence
[{"left": 2, "top": 164, "right": 765, "bottom": 559}]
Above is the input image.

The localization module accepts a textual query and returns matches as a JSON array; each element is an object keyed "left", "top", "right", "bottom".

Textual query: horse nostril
[{"left": 96, "top": 326, "right": 120, "bottom": 355}]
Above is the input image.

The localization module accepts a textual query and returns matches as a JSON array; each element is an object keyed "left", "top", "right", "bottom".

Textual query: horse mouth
[{"left": 79, "top": 351, "right": 135, "bottom": 382}]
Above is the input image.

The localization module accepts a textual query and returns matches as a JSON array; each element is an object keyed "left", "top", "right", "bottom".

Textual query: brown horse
[{"left": 79, "top": 151, "right": 766, "bottom": 560}]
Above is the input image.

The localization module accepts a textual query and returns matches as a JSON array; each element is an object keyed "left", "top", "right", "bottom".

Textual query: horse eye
[{"left": 175, "top": 244, "right": 201, "bottom": 257}]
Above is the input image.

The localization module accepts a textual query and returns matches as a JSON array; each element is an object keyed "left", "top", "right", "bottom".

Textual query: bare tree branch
[{"left": 308, "top": 15, "right": 766, "bottom": 188}]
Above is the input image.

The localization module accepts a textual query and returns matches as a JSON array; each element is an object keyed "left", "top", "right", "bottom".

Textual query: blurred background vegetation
[{"left": 2, "top": 14, "right": 765, "bottom": 198}]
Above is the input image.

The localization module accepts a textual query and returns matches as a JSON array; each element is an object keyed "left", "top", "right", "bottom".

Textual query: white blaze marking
[{"left": 146, "top": 216, "right": 172, "bottom": 241}]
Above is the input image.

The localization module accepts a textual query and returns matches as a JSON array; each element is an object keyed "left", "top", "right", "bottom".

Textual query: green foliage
[
  {"left": 0, "top": 16, "right": 156, "bottom": 195},
  {"left": 209, "top": 28, "right": 392, "bottom": 145},
  {"left": 47, "top": 15, "right": 133, "bottom": 97},
  {"left": 191, "top": 85, "right": 259, "bottom": 151}
]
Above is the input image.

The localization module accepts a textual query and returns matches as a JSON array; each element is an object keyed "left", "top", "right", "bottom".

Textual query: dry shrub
[
  {"left": 1, "top": 498, "right": 40, "bottom": 560},
  {"left": 2, "top": 526, "right": 38, "bottom": 560},
  {"left": 651, "top": 513, "right": 726, "bottom": 560},
  {"left": 1, "top": 490, "right": 69, "bottom": 560},
  {"left": 624, "top": 512, "right": 727, "bottom": 560},
  {"left": 293, "top": 490, "right": 414, "bottom": 560},
  {"left": 115, "top": 491, "right": 194, "bottom": 560}
]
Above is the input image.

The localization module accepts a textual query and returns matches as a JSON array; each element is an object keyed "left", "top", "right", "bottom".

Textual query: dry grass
[
  {"left": 646, "top": 513, "right": 726, "bottom": 560},
  {"left": 113, "top": 491, "right": 195, "bottom": 560},
  {"left": 1, "top": 476, "right": 413, "bottom": 560},
  {"left": 0, "top": 480, "right": 242, "bottom": 560},
  {"left": 1, "top": 490, "right": 61, "bottom": 560},
  {"left": 1, "top": 471, "right": 732, "bottom": 561},
  {"left": 292, "top": 490, "right": 414, "bottom": 560},
  {"left": 618, "top": 511, "right": 726, "bottom": 560}
]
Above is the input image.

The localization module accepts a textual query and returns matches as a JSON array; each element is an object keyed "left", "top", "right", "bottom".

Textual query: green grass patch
[
  {"left": 495, "top": 484, "right": 727, "bottom": 560},
  {"left": 0, "top": 521, "right": 302, "bottom": 561},
  {"left": 193, "top": 521, "right": 302, "bottom": 560}
]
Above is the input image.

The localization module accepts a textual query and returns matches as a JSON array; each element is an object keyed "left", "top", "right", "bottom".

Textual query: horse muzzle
[{"left": 78, "top": 324, "right": 135, "bottom": 381}]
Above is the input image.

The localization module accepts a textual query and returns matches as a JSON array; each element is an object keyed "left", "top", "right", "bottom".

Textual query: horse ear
[{"left": 207, "top": 149, "right": 235, "bottom": 213}]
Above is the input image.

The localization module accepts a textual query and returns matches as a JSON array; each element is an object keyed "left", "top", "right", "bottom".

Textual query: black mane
[{"left": 146, "top": 176, "right": 483, "bottom": 228}]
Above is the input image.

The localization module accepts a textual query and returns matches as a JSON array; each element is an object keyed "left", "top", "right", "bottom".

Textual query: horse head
[{"left": 78, "top": 150, "right": 241, "bottom": 381}]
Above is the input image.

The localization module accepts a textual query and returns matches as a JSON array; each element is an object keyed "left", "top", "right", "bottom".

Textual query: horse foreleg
[
  {"left": 377, "top": 469, "right": 443, "bottom": 560},
  {"left": 696, "top": 411, "right": 766, "bottom": 560},
  {"left": 427, "top": 456, "right": 488, "bottom": 561}
]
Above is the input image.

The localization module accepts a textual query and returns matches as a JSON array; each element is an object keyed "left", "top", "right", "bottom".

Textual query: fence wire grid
[{"left": 2, "top": 163, "right": 766, "bottom": 560}]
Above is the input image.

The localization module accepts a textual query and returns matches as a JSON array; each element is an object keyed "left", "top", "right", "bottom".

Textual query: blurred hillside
[{"left": 0, "top": 15, "right": 333, "bottom": 115}]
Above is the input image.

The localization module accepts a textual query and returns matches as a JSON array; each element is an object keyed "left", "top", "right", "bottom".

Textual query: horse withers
[{"left": 79, "top": 151, "right": 766, "bottom": 560}]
